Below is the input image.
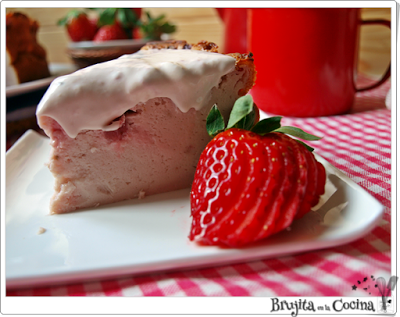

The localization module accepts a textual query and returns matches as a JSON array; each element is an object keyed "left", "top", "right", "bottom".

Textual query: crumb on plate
[{"left": 138, "top": 190, "right": 146, "bottom": 199}]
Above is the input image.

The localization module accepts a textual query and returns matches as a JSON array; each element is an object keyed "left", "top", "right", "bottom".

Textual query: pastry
[{"left": 6, "top": 11, "right": 50, "bottom": 86}]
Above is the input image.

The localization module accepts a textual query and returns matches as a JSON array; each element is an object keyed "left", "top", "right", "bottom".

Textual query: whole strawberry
[
  {"left": 93, "top": 23, "right": 128, "bottom": 42},
  {"left": 95, "top": 8, "right": 140, "bottom": 41},
  {"left": 58, "top": 11, "right": 97, "bottom": 42},
  {"left": 189, "top": 95, "right": 326, "bottom": 247}
]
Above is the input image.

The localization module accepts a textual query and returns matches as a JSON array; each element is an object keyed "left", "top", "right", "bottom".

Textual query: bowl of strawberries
[{"left": 58, "top": 8, "right": 176, "bottom": 68}]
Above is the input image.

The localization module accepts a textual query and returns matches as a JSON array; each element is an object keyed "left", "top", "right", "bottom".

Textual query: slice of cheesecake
[{"left": 36, "top": 40, "right": 256, "bottom": 214}]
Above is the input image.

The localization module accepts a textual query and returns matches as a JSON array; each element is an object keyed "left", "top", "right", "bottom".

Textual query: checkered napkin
[{"left": 7, "top": 78, "right": 391, "bottom": 296}]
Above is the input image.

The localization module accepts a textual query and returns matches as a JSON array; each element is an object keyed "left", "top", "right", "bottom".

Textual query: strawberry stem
[{"left": 206, "top": 95, "right": 322, "bottom": 152}]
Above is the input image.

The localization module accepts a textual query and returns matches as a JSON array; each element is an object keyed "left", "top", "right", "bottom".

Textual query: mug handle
[{"left": 356, "top": 19, "right": 391, "bottom": 92}]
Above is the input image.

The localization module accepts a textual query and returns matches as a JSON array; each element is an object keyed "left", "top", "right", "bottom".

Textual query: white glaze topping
[{"left": 36, "top": 49, "right": 236, "bottom": 138}]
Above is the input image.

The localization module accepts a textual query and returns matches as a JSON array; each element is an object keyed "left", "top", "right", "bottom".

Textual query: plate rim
[
  {"left": 6, "top": 63, "right": 77, "bottom": 98},
  {"left": 67, "top": 39, "right": 148, "bottom": 50}
]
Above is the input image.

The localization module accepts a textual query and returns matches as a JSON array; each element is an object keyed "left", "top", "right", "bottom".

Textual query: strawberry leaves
[
  {"left": 97, "top": 8, "right": 118, "bottom": 26},
  {"left": 206, "top": 105, "right": 225, "bottom": 137},
  {"left": 96, "top": 8, "right": 140, "bottom": 29},
  {"left": 226, "top": 94, "right": 255, "bottom": 130},
  {"left": 207, "top": 95, "right": 322, "bottom": 151},
  {"left": 208, "top": 94, "right": 256, "bottom": 137},
  {"left": 251, "top": 116, "right": 282, "bottom": 135},
  {"left": 57, "top": 10, "right": 85, "bottom": 26},
  {"left": 139, "top": 11, "right": 176, "bottom": 40},
  {"left": 117, "top": 8, "right": 139, "bottom": 28}
]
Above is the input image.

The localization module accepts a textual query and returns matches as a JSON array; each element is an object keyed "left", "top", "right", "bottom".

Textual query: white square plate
[{"left": 6, "top": 130, "right": 384, "bottom": 289}]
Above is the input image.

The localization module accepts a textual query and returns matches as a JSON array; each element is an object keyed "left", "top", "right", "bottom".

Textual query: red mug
[
  {"left": 216, "top": 8, "right": 248, "bottom": 53},
  {"left": 248, "top": 8, "right": 391, "bottom": 117}
]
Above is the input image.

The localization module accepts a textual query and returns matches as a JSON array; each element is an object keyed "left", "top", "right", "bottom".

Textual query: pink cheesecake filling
[{"left": 36, "top": 49, "right": 253, "bottom": 214}]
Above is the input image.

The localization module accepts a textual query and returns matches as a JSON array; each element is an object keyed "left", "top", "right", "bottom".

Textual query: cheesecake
[{"left": 36, "top": 40, "right": 256, "bottom": 214}]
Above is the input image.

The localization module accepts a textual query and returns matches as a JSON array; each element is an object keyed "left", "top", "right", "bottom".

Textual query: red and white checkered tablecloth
[{"left": 7, "top": 77, "right": 392, "bottom": 297}]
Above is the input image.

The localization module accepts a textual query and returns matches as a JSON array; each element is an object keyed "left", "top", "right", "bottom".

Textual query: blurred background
[
  {"left": 5, "top": 7, "right": 391, "bottom": 149},
  {"left": 5, "top": 7, "right": 391, "bottom": 78}
]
